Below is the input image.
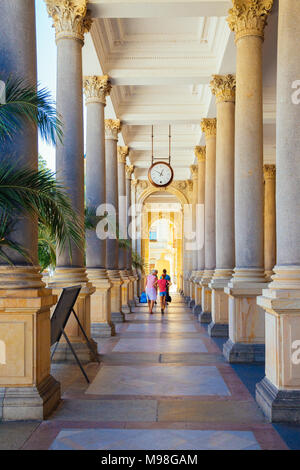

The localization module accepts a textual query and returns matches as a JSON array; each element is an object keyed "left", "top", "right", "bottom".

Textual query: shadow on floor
[{"left": 205, "top": 325, "right": 300, "bottom": 450}]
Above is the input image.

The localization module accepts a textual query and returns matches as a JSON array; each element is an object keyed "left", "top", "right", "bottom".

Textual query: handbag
[{"left": 166, "top": 294, "right": 172, "bottom": 303}]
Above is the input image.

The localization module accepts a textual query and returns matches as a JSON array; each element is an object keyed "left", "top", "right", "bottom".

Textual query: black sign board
[{"left": 50, "top": 286, "right": 99, "bottom": 383}]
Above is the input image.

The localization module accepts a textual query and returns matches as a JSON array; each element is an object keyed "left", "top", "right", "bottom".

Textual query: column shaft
[
  {"left": 84, "top": 75, "right": 114, "bottom": 337},
  {"left": 209, "top": 74, "right": 236, "bottom": 337},
  {"left": 256, "top": 0, "right": 300, "bottom": 422},
  {"left": 200, "top": 119, "right": 216, "bottom": 323},
  {"left": 263, "top": 165, "right": 276, "bottom": 281},
  {"left": 0, "top": 0, "right": 60, "bottom": 420},
  {"left": 223, "top": 0, "right": 273, "bottom": 363}
]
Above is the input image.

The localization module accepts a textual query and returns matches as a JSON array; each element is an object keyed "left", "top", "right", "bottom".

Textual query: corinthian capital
[
  {"left": 117, "top": 146, "right": 129, "bottom": 163},
  {"left": 195, "top": 146, "right": 206, "bottom": 162},
  {"left": 126, "top": 165, "right": 134, "bottom": 179},
  {"left": 45, "top": 0, "right": 92, "bottom": 42},
  {"left": 190, "top": 165, "right": 198, "bottom": 179},
  {"left": 83, "top": 75, "right": 111, "bottom": 105},
  {"left": 264, "top": 164, "right": 276, "bottom": 180},
  {"left": 227, "top": 0, "right": 273, "bottom": 41},
  {"left": 210, "top": 74, "right": 236, "bottom": 103},
  {"left": 201, "top": 118, "right": 217, "bottom": 138},
  {"left": 105, "top": 119, "right": 121, "bottom": 140}
]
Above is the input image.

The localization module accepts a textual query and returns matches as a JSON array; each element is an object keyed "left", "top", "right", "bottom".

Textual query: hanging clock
[
  {"left": 148, "top": 161, "right": 174, "bottom": 188},
  {"left": 148, "top": 125, "right": 174, "bottom": 188}
]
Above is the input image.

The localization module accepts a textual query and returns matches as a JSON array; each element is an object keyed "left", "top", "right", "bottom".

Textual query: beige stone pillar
[
  {"left": 223, "top": 0, "right": 273, "bottom": 363},
  {"left": 263, "top": 164, "right": 276, "bottom": 281},
  {"left": 46, "top": 0, "right": 96, "bottom": 363},
  {"left": 105, "top": 120, "right": 124, "bottom": 323},
  {"left": 0, "top": 0, "right": 60, "bottom": 421},
  {"left": 193, "top": 146, "right": 206, "bottom": 315},
  {"left": 209, "top": 74, "right": 236, "bottom": 337},
  {"left": 131, "top": 179, "right": 140, "bottom": 302},
  {"left": 83, "top": 75, "right": 114, "bottom": 338},
  {"left": 256, "top": 0, "right": 300, "bottom": 422},
  {"left": 199, "top": 118, "right": 217, "bottom": 323},
  {"left": 189, "top": 165, "right": 198, "bottom": 307},
  {"left": 118, "top": 146, "right": 131, "bottom": 313},
  {"left": 126, "top": 164, "right": 136, "bottom": 308}
]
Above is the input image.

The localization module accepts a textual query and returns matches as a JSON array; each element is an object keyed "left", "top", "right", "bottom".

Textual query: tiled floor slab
[
  {"left": 157, "top": 400, "right": 265, "bottom": 423},
  {"left": 50, "top": 428, "right": 260, "bottom": 450},
  {"left": 86, "top": 365, "right": 231, "bottom": 397},
  {"left": 126, "top": 323, "right": 197, "bottom": 333},
  {"left": 51, "top": 399, "right": 157, "bottom": 422},
  {"left": 0, "top": 421, "right": 40, "bottom": 450},
  {"left": 100, "top": 353, "right": 161, "bottom": 364},
  {"left": 160, "top": 353, "right": 226, "bottom": 364},
  {"left": 112, "top": 338, "right": 207, "bottom": 353}
]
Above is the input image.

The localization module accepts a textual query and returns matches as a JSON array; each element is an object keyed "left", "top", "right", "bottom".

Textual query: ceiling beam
[
  {"left": 88, "top": 1, "right": 231, "bottom": 18},
  {"left": 108, "top": 71, "right": 212, "bottom": 86}
]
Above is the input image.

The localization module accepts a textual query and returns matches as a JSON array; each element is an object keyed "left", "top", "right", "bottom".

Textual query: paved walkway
[{"left": 12, "top": 295, "right": 289, "bottom": 449}]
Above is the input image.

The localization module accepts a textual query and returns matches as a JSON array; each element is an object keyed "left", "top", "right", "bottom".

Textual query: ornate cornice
[
  {"left": 83, "top": 75, "right": 111, "bottom": 105},
  {"left": 125, "top": 165, "right": 134, "bottom": 179},
  {"left": 104, "top": 119, "right": 121, "bottom": 140},
  {"left": 264, "top": 164, "right": 276, "bottom": 180},
  {"left": 201, "top": 118, "right": 217, "bottom": 138},
  {"left": 190, "top": 165, "right": 198, "bottom": 179},
  {"left": 194, "top": 146, "right": 206, "bottom": 162},
  {"left": 210, "top": 74, "right": 236, "bottom": 103},
  {"left": 227, "top": 0, "right": 273, "bottom": 41},
  {"left": 117, "top": 146, "right": 129, "bottom": 163},
  {"left": 45, "top": 0, "right": 92, "bottom": 43}
]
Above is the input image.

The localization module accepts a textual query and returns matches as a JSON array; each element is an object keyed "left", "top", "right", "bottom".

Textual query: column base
[
  {"left": 91, "top": 322, "right": 115, "bottom": 338},
  {"left": 208, "top": 321, "right": 228, "bottom": 337},
  {"left": 223, "top": 338, "right": 265, "bottom": 363},
  {"left": 0, "top": 375, "right": 60, "bottom": 421},
  {"left": 192, "top": 304, "right": 202, "bottom": 315},
  {"left": 51, "top": 338, "right": 99, "bottom": 364},
  {"left": 198, "top": 311, "right": 212, "bottom": 324},
  {"left": 256, "top": 376, "right": 300, "bottom": 423},
  {"left": 111, "top": 311, "right": 126, "bottom": 323}
]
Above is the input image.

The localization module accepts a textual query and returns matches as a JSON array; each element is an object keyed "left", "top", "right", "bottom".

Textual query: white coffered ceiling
[{"left": 83, "top": 0, "right": 278, "bottom": 180}]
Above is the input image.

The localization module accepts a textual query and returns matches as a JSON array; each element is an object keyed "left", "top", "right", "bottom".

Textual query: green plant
[
  {"left": 38, "top": 223, "right": 56, "bottom": 272},
  {"left": 132, "top": 251, "right": 147, "bottom": 273},
  {"left": 0, "top": 212, "right": 30, "bottom": 264},
  {"left": 0, "top": 76, "right": 63, "bottom": 145}
]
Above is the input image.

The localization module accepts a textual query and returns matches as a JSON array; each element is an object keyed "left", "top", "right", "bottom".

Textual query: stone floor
[{"left": 0, "top": 294, "right": 296, "bottom": 450}]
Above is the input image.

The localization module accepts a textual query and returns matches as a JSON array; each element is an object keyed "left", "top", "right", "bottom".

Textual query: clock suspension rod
[
  {"left": 169, "top": 124, "right": 171, "bottom": 165},
  {"left": 151, "top": 124, "right": 154, "bottom": 165}
]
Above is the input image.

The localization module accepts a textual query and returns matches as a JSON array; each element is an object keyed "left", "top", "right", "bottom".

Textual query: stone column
[
  {"left": 263, "top": 164, "right": 276, "bottom": 281},
  {"left": 126, "top": 164, "right": 136, "bottom": 308},
  {"left": 0, "top": 0, "right": 60, "bottom": 420},
  {"left": 83, "top": 75, "right": 114, "bottom": 338},
  {"left": 46, "top": 0, "right": 96, "bottom": 363},
  {"left": 199, "top": 118, "right": 217, "bottom": 323},
  {"left": 117, "top": 146, "right": 131, "bottom": 314},
  {"left": 131, "top": 179, "right": 140, "bottom": 302},
  {"left": 223, "top": 0, "right": 273, "bottom": 363},
  {"left": 209, "top": 74, "right": 236, "bottom": 337},
  {"left": 189, "top": 165, "right": 198, "bottom": 308},
  {"left": 256, "top": 0, "right": 300, "bottom": 422},
  {"left": 193, "top": 146, "right": 206, "bottom": 315},
  {"left": 105, "top": 120, "right": 124, "bottom": 323}
]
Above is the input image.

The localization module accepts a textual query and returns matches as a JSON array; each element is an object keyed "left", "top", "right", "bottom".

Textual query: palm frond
[
  {"left": 0, "top": 212, "right": 31, "bottom": 265},
  {"left": 0, "top": 161, "right": 84, "bottom": 259},
  {"left": 0, "top": 76, "right": 63, "bottom": 145},
  {"left": 38, "top": 223, "right": 57, "bottom": 272},
  {"left": 132, "top": 251, "right": 147, "bottom": 272}
]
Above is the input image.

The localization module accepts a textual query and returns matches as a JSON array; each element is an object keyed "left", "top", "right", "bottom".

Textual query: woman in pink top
[
  {"left": 145, "top": 269, "right": 157, "bottom": 314},
  {"left": 154, "top": 272, "right": 171, "bottom": 314}
]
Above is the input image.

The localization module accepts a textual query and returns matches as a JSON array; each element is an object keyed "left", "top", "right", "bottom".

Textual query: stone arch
[{"left": 137, "top": 185, "right": 189, "bottom": 207}]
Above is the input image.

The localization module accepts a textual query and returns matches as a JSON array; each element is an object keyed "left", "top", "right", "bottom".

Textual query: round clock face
[{"left": 148, "top": 162, "right": 174, "bottom": 187}]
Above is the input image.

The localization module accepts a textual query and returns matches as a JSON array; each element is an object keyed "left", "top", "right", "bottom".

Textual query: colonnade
[
  {"left": 184, "top": 0, "right": 300, "bottom": 422},
  {"left": 1, "top": 0, "right": 300, "bottom": 424}
]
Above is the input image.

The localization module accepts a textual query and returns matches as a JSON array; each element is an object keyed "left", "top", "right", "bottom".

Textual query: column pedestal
[
  {"left": 199, "top": 270, "right": 214, "bottom": 323},
  {"left": 188, "top": 270, "right": 197, "bottom": 308},
  {"left": 223, "top": 269, "right": 266, "bottom": 363},
  {"left": 0, "top": 267, "right": 60, "bottom": 420},
  {"left": 49, "top": 268, "right": 98, "bottom": 363},
  {"left": 192, "top": 271, "right": 204, "bottom": 315},
  {"left": 107, "top": 270, "right": 125, "bottom": 323},
  {"left": 87, "top": 268, "right": 115, "bottom": 338},
  {"left": 208, "top": 269, "right": 232, "bottom": 337}
]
